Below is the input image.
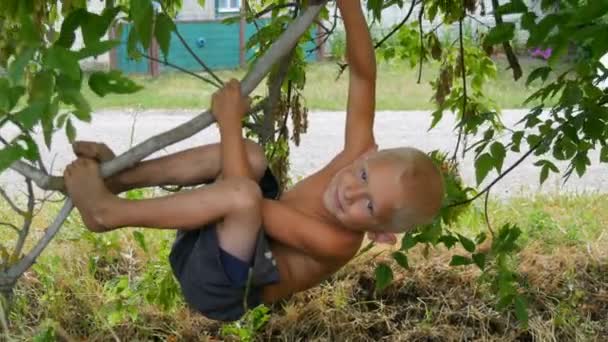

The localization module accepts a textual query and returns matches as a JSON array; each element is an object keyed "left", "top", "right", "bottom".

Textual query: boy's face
[{"left": 323, "top": 153, "right": 408, "bottom": 232}]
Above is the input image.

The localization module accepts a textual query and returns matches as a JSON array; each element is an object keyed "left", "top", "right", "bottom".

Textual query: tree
[{"left": 1, "top": 0, "right": 607, "bottom": 330}]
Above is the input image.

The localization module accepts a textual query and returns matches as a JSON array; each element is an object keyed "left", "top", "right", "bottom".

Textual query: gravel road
[{"left": 1, "top": 109, "right": 606, "bottom": 197}]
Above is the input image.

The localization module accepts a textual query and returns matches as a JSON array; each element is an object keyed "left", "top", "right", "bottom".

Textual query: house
[{"left": 93, "top": 0, "right": 321, "bottom": 74}]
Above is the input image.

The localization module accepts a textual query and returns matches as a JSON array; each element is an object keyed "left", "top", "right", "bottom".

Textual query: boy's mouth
[{"left": 335, "top": 185, "right": 343, "bottom": 213}]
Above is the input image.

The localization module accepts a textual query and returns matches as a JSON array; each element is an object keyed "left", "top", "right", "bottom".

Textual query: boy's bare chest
[{"left": 279, "top": 172, "right": 330, "bottom": 215}]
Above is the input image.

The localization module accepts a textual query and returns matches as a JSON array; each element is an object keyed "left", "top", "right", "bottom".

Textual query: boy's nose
[{"left": 344, "top": 185, "right": 366, "bottom": 202}]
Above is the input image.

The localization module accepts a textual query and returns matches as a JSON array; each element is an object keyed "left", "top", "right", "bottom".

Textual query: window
[{"left": 217, "top": 0, "right": 241, "bottom": 13}]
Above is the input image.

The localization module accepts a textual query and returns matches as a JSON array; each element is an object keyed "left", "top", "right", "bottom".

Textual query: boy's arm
[
  {"left": 262, "top": 199, "right": 362, "bottom": 260},
  {"left": 339, "top": 0, "right": 377, "bottom": 155},
  {"left": 213, "top": 79, "right": 255, "bottom": 180}
]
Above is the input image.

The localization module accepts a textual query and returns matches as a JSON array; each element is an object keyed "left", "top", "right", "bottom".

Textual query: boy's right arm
[{"left": 262, "top": 199, "right": 362, "bottom": 260}]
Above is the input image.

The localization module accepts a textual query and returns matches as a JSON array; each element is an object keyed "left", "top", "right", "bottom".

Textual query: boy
[{"left": 63, "top": 0, "right": 444, "bottom": 322}]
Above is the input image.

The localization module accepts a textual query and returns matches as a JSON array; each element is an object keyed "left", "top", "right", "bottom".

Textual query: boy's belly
[{"left": 261, "top": 242, "right": 346, "bottom": 302}]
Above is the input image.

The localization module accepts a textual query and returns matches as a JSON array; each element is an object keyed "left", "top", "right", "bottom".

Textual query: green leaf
[
  {"left": 571, "top": 0, "right": 608, "bottom": 25},
  {"left": 600, "top": 146, "right": 608, "bottom": 163},
  {"left": 514, "top": 295, "right": 529, "bottom": 327},
  {"left": 484, "top": 23, "right": 515, "bottom": 46},
  {"left": 0, "top": 79, "right": 10, "bottom": 112},
  {"left": 521, "top": 12, "right": 537, "bottom": 31},
  {"left": 155, "top": 13, "right": 176, "bottom": 58},
  {"left": 29, "top": 71, "right": 56, "bottom": 103},
  {"left": 496, "top": 0, "right": 528, "bottom": 15},
  {"left": 0, "top": 145, "right": 23, "bottom": 173},
  {"left": 127, "top": 28, "right": 142, "bottom": 59},
  {"left": 56, "top": 8, "right": 86, "bottom": 48},
  {"left": 475, "top": 153, "right": 495, "bottom": 185},
  {"left": 561, "top": 82, "right": 583, "bottom": 107},
  {"left": 366, "top": 0, "right": 383, "bottom": 21},
  {"left": 374, "top": 263, "right": 393, "bottom": 292},
  {"left": 76, "top": 40, "right": 121, "bottom": 59},
  {"left": 132, "top": 231, "right": 148, "bottom": 253},
  {"left": 66, "top": 118, "right": 77, "bottom": 143},
  {"left": 458, "top": 234, "right": 476, "bottom": 253},
  {"left": 475, "top": 232, "right": 487, "bottom": 245},
  {"left": 59, "top": 90, "right": 91, "bottom": 121},
  {"left": 526, "top": 67, "right": 551, "bottom": 86},
  {"left": 8, "top": 47, "right": 36, "bottom": 85},
  {"left": 88, "top": 71, "right": 143, "bottom": 97},
  {"left": 490, "top": 142, "right": 506, "bottom": 173},
  {"left": 45, "top": 46, "right": 81, "bottom": 80},
  {"left": 42, "top": 97, "right": 59, "bottom": 148},
  {"left": 574, "top": 153, "right": 590, "bottom": 177},
  {"left": 14, "top": 102, "right": 45, "bottom": 130},
  {"left": 392, "top": 251, "right": 409, "bottom": 269},
  {"left": 472, "top": 253, "right": 486, "bottom": 270},
  {"left": 439, "top": 235, "right": 459, "bottom": 249},
  {"left": 401, "top": 233, "right": 417, "bottom": 251},
  {"left": 528, "top": 14, "right": 560, "bottom": 47},
  {"left": 131, "top": 0, "right": 154, "bottom": 50},
  {"left": 449, "top": 255, "right": 473, "bottom": 266},
  {"left": 540, "top": 164, "right": 550, "bottom": 184},
  {"left": 19, "top": 135, "right": 39, "bottom": 162}
]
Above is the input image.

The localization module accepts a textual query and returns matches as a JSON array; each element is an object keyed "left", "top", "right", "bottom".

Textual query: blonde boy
[{"left": 64, "top": 0, "right": 444, "bottom": 321}]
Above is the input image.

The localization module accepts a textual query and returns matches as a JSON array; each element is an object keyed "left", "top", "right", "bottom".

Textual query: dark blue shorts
[{"left": 169, "top": 169, "right": 281, "bottom": 322}]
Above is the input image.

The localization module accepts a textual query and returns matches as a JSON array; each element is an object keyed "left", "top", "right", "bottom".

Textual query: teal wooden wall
[{"left": 116, "top": 20, "right": 318, "bottom": 74}]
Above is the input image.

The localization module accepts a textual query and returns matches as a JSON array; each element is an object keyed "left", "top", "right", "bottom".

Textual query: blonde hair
[{"left": 370, "top": 147, "right": 444, "bottom": 233}]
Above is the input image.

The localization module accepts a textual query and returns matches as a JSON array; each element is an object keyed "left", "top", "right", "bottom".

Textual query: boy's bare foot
[
  {"left": 64, "top": 158, "right": 119, "bottom": 232},
  {"left": 72, "top": 141, "right": 115, "bottom": 162}
]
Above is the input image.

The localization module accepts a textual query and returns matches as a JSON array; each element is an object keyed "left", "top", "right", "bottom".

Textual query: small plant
[{"left": 221, "top": 305, "right": 271, "bottom": 342}]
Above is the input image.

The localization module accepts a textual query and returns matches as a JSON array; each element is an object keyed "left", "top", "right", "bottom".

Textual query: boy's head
[{"left": 323, "top": 146, "right": 444, "bottom": 243}]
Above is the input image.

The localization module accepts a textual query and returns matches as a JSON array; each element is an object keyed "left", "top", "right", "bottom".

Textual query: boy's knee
[
  {"left": 244, "top": 140, "right": 268, "bottom": 179},
  {"left": 226, "top": 177, "right": 262, "bottom": 213}
]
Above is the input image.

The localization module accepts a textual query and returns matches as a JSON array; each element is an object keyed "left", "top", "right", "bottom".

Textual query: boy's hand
[{"left": 211, "top": 79, "right": 250, "bottom": 130}]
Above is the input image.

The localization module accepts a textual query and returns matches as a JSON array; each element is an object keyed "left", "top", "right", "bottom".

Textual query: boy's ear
[{"left": 367, "top": 231, "right": 397, "bottom": 245}]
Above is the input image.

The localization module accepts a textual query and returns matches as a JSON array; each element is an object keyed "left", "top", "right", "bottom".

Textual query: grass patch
[
  {"left": 85, "top": 56, "right": 557, "bottom": 111},
  {"left": 2, "top": 192, "right": 606, "bottom": 340}
]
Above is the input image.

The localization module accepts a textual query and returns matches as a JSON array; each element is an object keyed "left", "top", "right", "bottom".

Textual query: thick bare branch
[
  {"left": 10, "top": 161, "right": 63, "bottom": 192},
  {"left": 12, "top": 179, "right": 34, "bottom": 260}
]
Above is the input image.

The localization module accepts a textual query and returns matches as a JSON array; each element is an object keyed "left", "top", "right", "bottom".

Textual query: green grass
[
  {"left": 2, "top": 192, "right": 606, "bottom": 340},
  {"left": 85, "top": 56, "right": 556, "bottom": 111}
]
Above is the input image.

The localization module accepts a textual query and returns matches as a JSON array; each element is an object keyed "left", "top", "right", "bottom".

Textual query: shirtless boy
[{"left": 63, "top": 0, "right": 444, "bottom": 322}]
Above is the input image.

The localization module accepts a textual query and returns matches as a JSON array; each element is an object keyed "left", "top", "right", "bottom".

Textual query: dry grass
[{"left": 2, "top": 193, "right": 608, "bottom": 341}]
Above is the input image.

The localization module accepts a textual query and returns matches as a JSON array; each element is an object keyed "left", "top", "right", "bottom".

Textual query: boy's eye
[{"left": 361, "top": 170, "right": 367, "bottom": 182}]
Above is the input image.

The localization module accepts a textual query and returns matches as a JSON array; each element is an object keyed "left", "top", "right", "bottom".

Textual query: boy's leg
[
  {"left": 64, "top": 158, "right": 263, "bottom": 261},
  {"left": 73, "top": 140, "right": 268, "bottom": 192}
]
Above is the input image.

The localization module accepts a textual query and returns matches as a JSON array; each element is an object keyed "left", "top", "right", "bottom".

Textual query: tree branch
[
  {"left": 5, "top": 0, "right": 329, "bottom": 280},
  {"left": 12, "top": 179, "right": 34, "bottom": 260},
  {"left": 452, "top": 13, "right": 467, "bottom": 162},
  {"left": 171, "top": 23, "right": 224, "bottom": 87},
  {"left": 0, "top": 188, "right": 25, "bottom": 216},
  {"left": 417, "top": 3, "right": 425, "bottom": 84},
  {"left": 490, "top": 0, "right": 522, "bottom": 80},
  {"left": 448, "top": 140, "right": 543, "bottom": 208},
  {"left": 373, "top": 0, "right": 418, "bottom": 49},
  {"left": 140, "top": 51, "right": 222, "bottom": 87}
]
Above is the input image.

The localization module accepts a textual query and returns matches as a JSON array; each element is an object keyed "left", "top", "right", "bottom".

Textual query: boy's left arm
[{"left": 339, "top": 0, "right": 377, "bottom": 156}]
